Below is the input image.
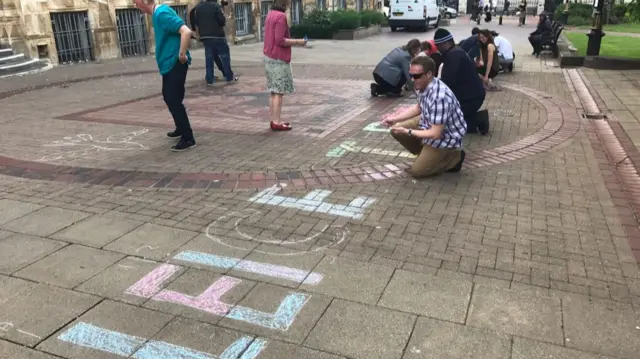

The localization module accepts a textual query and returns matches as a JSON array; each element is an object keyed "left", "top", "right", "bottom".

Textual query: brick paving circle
[{"left": 0, "top": 77, "right": 581, "bottom": 190}]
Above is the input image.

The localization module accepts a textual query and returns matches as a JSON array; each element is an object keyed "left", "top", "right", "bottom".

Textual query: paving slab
[
  {"left": 1, "top": 207, "right": 90, "bottom": 237},
  {"left": 299, "top": 256, "right": 394, "bottom": 305},
  {"left": 562, "top": 295, "right": 640, "bottom": 359},
  {"left": 0, "top": 283, "right": 100, "bottom": 347},
  {"left": 169, "top": 233, "right": 258, "bottom": 273},
  {"left": 142, "top": 317, "right": 261, "bottom": 358},
  {"left": 304, "top": 299, "right": 416, "bottom": 359},
  {"left": 512, "top": 337, "right": 616, "bottom": 359},
  {"left": 0, "top": 340, "right": 59, "bottom": 359},
  {"left": 76, "top": 256, "right": 183, "bottom": 305},
  {"left": 402, "top": 317, "right": 510, "bottom": 359},
  {"left": 229, "top": 245, "right": 324, "bottom": 288},
  {"left": 0, "top": 275, "right": 37, "bottom": 306},
  {"left": 38, "top": 300, "right": 174, "bottom": 359},
  {"left": 103, "top": 223, "right": 198, "bottom": 260},
  {"left": 14, "top": 244, "right": 124, "bottom": 288},
  {"left": 467, "top": 285, "right": 564, "bottom": 345},
  {"left": 51, "top": 214, "right": 144, "bottom": 248},
  {"left": 0, "top": 234, "right": 67, "bottom": 274},
  {"left": 0, "top": 199, "right": 43, "bottom": 225},
  {"left": 378, "top": 269, "right": 473, "bottom": 324},
  {"left": 256, "top": 339, "right": 347, "bottom": 359},
  {"left": 143, "top": 268, "right": 255, "bottom": 325},
  {"left": 218, "top": 282, "right": 331, "bottom": 344}
]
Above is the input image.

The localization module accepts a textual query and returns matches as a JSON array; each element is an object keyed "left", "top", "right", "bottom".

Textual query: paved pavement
[{"left": 1, "top": 21, "right": 640, "bottom": 359}]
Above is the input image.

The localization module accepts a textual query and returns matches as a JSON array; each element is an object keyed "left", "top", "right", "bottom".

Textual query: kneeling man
[{"left": 381, "top": 56, "right": 467, "bottom": 178}]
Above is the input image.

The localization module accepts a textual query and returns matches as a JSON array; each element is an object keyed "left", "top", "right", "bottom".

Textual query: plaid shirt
[{"left": 417, "top": 77, "right": 467, "bottom": 149}]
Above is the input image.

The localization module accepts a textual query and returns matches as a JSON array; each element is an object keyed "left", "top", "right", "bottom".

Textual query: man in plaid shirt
[{"left": 380, "top": 56, "right": 467, "bottom": 178}]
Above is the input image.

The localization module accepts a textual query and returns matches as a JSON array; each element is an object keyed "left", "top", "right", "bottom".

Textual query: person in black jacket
[
  {"left": 434, "top": 28, "right": 489, "bottom": 135},
  {"left": 529, "top": 13, "right": 552, "bottom": 57},
  {"left": 189, "top": 2, "right": 223, "bottom": 77},
  {"left": 191, "top": 0, "right": 238, "bottom": 84}
]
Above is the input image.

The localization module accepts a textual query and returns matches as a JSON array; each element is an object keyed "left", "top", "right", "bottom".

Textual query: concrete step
[
  {"left": 0, "top": 58, "right": 50, "bottom": 77},
  {"left": 0, "top": 53, "right": 25, "bottom": 65},
  {"left": 0, "top": 48, "right": 14, "bottom": 58}
]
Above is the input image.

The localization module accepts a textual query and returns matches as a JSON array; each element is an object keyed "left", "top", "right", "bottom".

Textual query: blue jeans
[{"left": 203, "top": 38, "right": 234, "bottom": 83}]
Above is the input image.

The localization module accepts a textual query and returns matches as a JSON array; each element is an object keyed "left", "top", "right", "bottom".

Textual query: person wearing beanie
[
  {"left": 380, "top": 56, "right": 467, "bottom": 178},
  {"left": 433, "top": 28, "right": 489, "bottom": 135}
]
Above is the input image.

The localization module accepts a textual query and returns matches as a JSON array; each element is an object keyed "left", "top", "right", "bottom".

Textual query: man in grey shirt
[{"left": 371, "top": 39, "right": 421, "bottom": 97}]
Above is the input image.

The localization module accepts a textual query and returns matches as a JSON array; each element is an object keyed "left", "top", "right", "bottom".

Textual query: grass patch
[
  {"left": 575, "top": 23, "right": 640, "bottom": 33},
  {"left": 565, "top": 32, "right": 640, "bottom": 58}
]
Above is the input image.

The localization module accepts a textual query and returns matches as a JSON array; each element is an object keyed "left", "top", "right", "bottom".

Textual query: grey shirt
[{"left": 373, "top": 47, "right": 411, "bottom": 87}]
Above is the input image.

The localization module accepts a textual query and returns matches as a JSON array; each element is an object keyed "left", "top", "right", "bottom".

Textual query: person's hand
[
  {"left": 178, "top": 53, "right": 188, "bottom": 64},
  {"left": 482, "top": 76, "right": 489, "bottom": 84},
  {"left": 300, "top": 39, "right": 307, "bottom": 47},
  {"left": 390, "top": 127, "right": 409, "bottom": 135},
  {"left": 380, "top": 117, "right": 396, "bottom": 127}
]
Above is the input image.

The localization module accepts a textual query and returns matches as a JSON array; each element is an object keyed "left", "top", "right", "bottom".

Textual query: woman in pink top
[{"left": 262, "top": 0, "right": 306, "bottom": 131}]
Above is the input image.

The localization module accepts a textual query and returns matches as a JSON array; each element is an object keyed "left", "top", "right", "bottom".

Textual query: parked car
[
  {"left": 442, "top": 6, "right": 458, "bottom": 18},
  {"left": 388, "top": 0, "right": 441, "bottom": 32}
]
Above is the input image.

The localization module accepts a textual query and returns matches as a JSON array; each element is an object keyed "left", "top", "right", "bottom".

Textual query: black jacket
[
  {"left": 440, "top": 46, "right": 486, "bottom": 103},
  {"left": 531, "top": 17, "right": 552, "bottom": 37},
  {"left": 190, "top": 1, "right": 226, "bottom": 39}
]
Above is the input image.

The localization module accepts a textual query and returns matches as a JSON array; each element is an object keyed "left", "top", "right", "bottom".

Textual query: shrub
[
  {"left": 302, "top": 9, "right": 332, "bottom": 26},
  {"left": 330, "top": 9, "right": 362, "bottom": 30},
  {"left": 360, "top": 11, "right": 373, "bottom": 27},
  {"left": 553, "top": 3, "right": 594, "bottom": 26},
  {"left": 290, "top": 23, "right": 335, "bottom": 39},
  {"left": 370, "top": 10, "right": 387, "bottom": 25}
]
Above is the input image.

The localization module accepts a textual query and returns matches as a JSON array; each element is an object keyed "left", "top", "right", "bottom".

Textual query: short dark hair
[
  {"left": 271, "top": 0, "right": 286, "bottom": 12},
  {"left": 471, "top": 27, "right": 480, "bottom": 35},
  {"left": 410, "top": 56, "right": 436, "bottom": 75},
  {"left": 402, "top": 39, "right": 422, "bottom": 55}
]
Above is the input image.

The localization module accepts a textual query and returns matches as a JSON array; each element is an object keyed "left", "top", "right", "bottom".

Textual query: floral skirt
[{"left": 264, "top": 55, "right": 294, "bottom": 95}]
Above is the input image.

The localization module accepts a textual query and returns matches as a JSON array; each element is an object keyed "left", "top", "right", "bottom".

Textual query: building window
[
  {"left": 291, "top": 0, "right": 303, "bottom": 24},
  {"left": 235, "top": 2, "right": 252, "bottom": 36},
  {"left": 260, "top": 1, "right": 273, "bottom": 36},
  {"left": 50, "top": 11, "right": 94, "bottom": 64},
  {"left": 317, "top": 0, "right": 326, "bottom": 10},
  {"left": 170, "top": 5, "right": 189, "bottom": 23},
  {"left": 115, "top": 8, "right": 149, "bottom": 57}
]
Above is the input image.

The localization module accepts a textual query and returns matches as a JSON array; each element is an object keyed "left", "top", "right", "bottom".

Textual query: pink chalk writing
[
  {"left": 152, "top": 276, "right": 241, "bottom": 316},
  {"left": 124, "top": 263, "right": 181, "bottom": 298}
]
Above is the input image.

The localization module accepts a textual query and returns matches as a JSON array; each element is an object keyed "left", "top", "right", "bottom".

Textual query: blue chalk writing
[
  {"left": 227, "top": 292, "right": 309, "bottom": 331},
  {"left": 249, "top": 185, "right": 375, "bottom": 219},
  {"left": 57, "top": 322, "right": 267, "bottom": 359}
]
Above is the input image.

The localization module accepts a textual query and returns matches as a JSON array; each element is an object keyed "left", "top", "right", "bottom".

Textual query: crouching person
[{"left": 380, "top": 56, "right": 467, "bottom": 178}]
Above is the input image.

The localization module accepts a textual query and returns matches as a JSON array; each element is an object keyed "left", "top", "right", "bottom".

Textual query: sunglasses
[{"left": 409, "top": 73, "right": 425, "bottom": 80}]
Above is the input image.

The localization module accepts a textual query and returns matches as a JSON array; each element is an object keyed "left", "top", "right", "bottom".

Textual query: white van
[{"left": 388, "top": 0, "right": 441, "bottom": 32}]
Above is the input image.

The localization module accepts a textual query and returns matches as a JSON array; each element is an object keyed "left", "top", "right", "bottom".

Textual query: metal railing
[
  {"left": 235, "top": 2, "right": 252, "bottom": 36},
  {"left": 115, "top": 8, "right": 149, "bottom": 57},
  {"left": 170, "top": 5, "right": 189, "bottom": 23},
  {"left": 50, "top": 11, "right": 94, "bottom": 64}
]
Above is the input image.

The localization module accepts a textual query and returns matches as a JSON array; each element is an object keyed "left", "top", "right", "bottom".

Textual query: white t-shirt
[{"left": 494, "top": 36, "right": 514, "bottom": 60}]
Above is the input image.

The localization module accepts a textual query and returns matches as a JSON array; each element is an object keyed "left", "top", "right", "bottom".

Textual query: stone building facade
[{"left": 0, "top": 0, "right": 378, "bottom": 65}]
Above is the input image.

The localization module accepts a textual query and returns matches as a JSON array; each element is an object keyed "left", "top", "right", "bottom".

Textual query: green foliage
[
  {"left": 299, "top": 8, "right": 385, "bottom": 32},
  {"left": 359, "top": 11, "right": 373, "bottom": 27},
  {"left": 302, "top": 9, "right": 332, "bottom": 26},
  {"left": 628, "top": 0, "right": 640, "bottom": 22},
  {"left": 554, "top": 3, "right": 593, "bottom": 26},
  {"left": 330, "top": 9, "right": 362, "bottom": 30},
  {"left": 290, "top": 24, "right": 335, "bottom": 39}
]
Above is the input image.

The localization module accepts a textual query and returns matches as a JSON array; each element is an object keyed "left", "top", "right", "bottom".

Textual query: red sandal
[{"left": 270, "top": 121, "right": 292, "bottom": 131}]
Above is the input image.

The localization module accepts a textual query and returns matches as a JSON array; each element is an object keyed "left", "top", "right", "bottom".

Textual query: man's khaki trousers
[{"left": 391, "top": 117, "right": 462, "bottom": 178}]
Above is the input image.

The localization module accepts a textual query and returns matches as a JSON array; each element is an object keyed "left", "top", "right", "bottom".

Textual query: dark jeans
[
  {"left": 373, "top": 73, "right": 405, "bottom": 95},
  {"left": 162, "top": 62, "right": 194, "bottom": 141},
  {"left": 203, "top": 38, "right": 234, "bottom": 83},
  {"left": 459, "top": 95, "right": 485, "bottom": 132},
  {"left": 529, "top": 34, "right": 541, "bottom": 54}
]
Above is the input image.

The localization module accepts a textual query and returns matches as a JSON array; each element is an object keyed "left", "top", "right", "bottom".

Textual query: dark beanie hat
[{"left": 433, "top": 28, "right": 454, "bottom": 44}]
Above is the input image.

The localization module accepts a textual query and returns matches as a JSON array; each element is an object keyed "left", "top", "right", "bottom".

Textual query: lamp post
[{"left": 586, "top": 0, "right": 605, "bottom": 56}]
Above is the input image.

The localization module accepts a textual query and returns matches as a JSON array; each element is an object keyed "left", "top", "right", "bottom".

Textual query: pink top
[
  {"left": 425, "top": 39, "right": 437, "bottom": 56},
  {"left": 263, "top": 10, "right": 292, "bottom": 63}
]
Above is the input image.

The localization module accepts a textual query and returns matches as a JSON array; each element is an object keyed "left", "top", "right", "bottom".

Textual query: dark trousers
[
  {"left": 529, "top": 34, "right": 541, "bottom": 54},
  {"left": 162, "top": 62, "right": 194, "bottom": 141},
  {"left": 203, "top": 38, "right": 234, "bottom": 83},
  {"left": 459, "top": 95, "right": 485, "bottom": 132},
  {"left": 373, "top": 73, "right": 405, "bottom": 95}
]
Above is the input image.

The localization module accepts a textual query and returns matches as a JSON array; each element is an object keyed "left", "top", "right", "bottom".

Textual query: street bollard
[{"left": 499, "top": 15, "right": 503, "bottom": 25}]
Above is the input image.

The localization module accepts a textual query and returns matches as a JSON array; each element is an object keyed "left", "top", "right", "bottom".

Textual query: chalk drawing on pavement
[
  {"left": 249, "top": 185, "right": 375, "bottom": 219},
  {"left": 57, "top": 322, "right": 268, "bottom": 359},
  {"left": 173, "top": 250, "right": 324, "bottom": 285},
  {"left": 125, "top": 259, "right": 315, "bottom": 330},
  {"left": 206, "top": 208, "right": 350, "bottom": 256},
  {"left": 39, "top": 129, "right": 149, "bottom": 162},
  {"left": 0, "top": 321, "right": 41, "bottom": 340},
  {"left": 326, "top": 140, "right": 415, "bottom": 158},
  {"left": 362, "top": 122, "right": 390, "bottom": 133}
]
